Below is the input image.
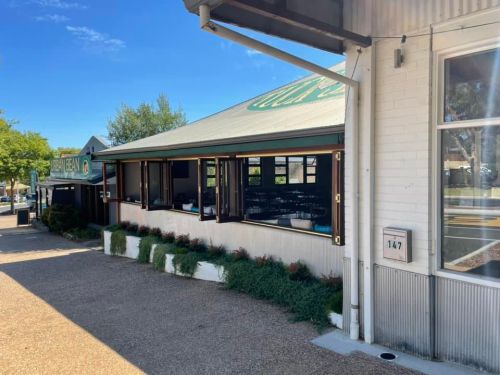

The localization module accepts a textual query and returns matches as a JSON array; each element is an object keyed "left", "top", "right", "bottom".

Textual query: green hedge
[
  {"left": 224, "top": 260, "right": 342, "bottom": 326},
  {"left": 151, "top": 243, "right": 172, "bottom": 271},
  {"left": 172, "top": 252, "right": 209, "bottom": 277},
  {"left": 41, "top": 204, "right": 86, "bottom": 233},
  {"left": 110, "top": 230, "right": 127, "bottom": 256},
  {"left": 138, "top": 236, "right": 161, "bottom": 264}
]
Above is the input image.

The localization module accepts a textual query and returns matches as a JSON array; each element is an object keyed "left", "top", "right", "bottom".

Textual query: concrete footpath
[{"left": 0, "top": 227, "right": 420, "bottom": 375}]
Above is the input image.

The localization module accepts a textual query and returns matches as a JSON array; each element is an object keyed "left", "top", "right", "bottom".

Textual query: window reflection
[
  {"left": 444, "top": 48, "right": 500, "bottom": 122},
  {"left": 442, "top": 126, "right": 500, "bottom": 278}
]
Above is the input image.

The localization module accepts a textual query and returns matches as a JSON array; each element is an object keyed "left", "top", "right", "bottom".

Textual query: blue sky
[{"left": 0, "top": 0, "right": 344, "bottom": 148}]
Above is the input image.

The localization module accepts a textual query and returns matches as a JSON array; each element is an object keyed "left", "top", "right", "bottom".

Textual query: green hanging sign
[
  {"left": 50, "top": 155, "right": 92, "bottom": 180},
  {"left": 247, "top": 73, "right": 345, "bottom": 111}
]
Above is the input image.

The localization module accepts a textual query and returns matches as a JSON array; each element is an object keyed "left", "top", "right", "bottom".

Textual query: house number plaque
[{"left": 383, "top": 227, "right": 412, "bottom": 263}]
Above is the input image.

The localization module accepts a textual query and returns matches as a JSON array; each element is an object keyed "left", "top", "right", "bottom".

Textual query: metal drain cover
[{"left": 379, "top": 352, "right": 397, "bottom": 361}]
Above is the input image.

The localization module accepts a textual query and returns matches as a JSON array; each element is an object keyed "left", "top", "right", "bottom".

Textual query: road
[{"left": 0, "top": 202, "right": 29, "bottom": 214}]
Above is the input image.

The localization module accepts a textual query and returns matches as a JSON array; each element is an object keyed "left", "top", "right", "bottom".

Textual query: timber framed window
[
  {"left": 146, "top": 161, "right": 171, "bottom": 210},
  {"left": 112, "top": 148, "right": 344, "bottom": 243},
  {"left": 198, "top": 159, "right": 217, "bottom": 220},
  {"left": 438, "top": 45, "right": 500, "bottom": 280},
  {"left": 247, "top": 157, "right": 262, "bottom": 186},
  {"left": 122, "top": 161, "right": 142, "bottom": 205},
  {"left": 273, "top": 156, "right": 318, "bottom": 185},
  {"left": 243, "top": 152, "right": 343, "bottom": 240}
]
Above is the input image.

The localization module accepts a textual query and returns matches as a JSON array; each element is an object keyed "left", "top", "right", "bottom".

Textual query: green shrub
[
  {"left": 66, "top": 227, "right": 100, "bottom": 241},
  {"left": 320, "top": 274, "right": 343, "bottom": 292},
  {"left": 43, "top": 204, "right": 86, "bottom": 233},
  {"left": 288, "top": 261, "right": 314, "bottom": 282},
  {"left": 175, "top": 234, "right": 190, "bottom": 248},
  {"left": 162, "top": 231, "right": 175, "bottom": 243},
  {"left": 110, "top": 230, "right": 126, "bottom": 255},
  {"left": 41, "top": 209, "right": 50, "bottom": 226},
  {"left": 172, "top": 252, "right": 207, "bottom": 277},
  {"left": 119, "top": 221, "right": 130, "bottom": 230},
  {"left": 138, "top": 235, "right": 161, "bottom": 264},
  {"left": 224, "top": 260, "right": 340, "bottom": 327},
  {"left": 326, "top": 292, "right": 343, "bottom": 314},
  {"left": 207, "top": 243, "right": 226, "bottom": 258},
  {"left": 104, "top": 224, "right": 121, "bottom": 232},
  {"left": 231, "top": 247, "right": 249, "bottom": 261},
  {"left": 126, "top": 223, "right": 138, "bottom": 233},
  {"left": 255, "top": 255, "right": 275, "bottom": 268},
  {"left": 152, "top": 244, "right": 170, "bottom": 271},
  {"left": 149, "top": 227, "right": 162, "bottom": 237},
  {"left": 138, "top": 225, "right": 150, "bottom": 237},
  {"left": 189, "top": 238, "right": 206, "bottom": 253}
]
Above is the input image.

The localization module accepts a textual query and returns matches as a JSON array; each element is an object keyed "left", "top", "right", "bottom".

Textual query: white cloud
[
  {"left": 32, "top": 0, "right": 86, "bottom": 9},
  {"left": 66, "top": 26, "right": 125, "bottom": 53},
  {"left": 34, "top": 14, "right": 70, "bottom": 22},
  {"left": 245, "top": 48, "right": 262, "bottom": 57}
]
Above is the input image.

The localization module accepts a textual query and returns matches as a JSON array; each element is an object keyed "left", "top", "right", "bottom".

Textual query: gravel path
[{"left": 0, "top": 230, "right": 420, "bottom": 375}]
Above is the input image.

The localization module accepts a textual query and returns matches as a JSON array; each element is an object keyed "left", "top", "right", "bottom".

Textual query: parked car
[{"left": 0, "top": 196, "right": 11, "bottom": 202}]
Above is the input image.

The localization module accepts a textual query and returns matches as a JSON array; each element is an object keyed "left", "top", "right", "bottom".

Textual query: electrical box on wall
[{"left": 383, "top": 227, "right": 412, "bottom": 263}]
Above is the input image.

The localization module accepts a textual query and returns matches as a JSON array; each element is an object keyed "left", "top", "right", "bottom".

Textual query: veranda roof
[{"left": 95, "top": 62, "right": 345, "bottom": 160}]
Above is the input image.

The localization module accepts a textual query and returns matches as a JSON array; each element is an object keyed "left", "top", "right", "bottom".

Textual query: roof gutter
[{"left": 199, "top": 4, "right": 360, "bottom": 341}]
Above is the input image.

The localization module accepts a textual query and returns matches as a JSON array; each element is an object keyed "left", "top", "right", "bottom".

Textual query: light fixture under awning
[{"left": 182, "top": 0, "right": 371, "bottom": 54}]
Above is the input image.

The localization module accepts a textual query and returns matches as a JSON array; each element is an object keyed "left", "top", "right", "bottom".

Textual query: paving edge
[{"left": 311, "top": 330, "right": 482, "bottom": 375}]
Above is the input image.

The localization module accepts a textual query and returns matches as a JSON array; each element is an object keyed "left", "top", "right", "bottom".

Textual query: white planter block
[
  {"left": 329, "top": 312, "right": 343, "bottom": 329},
  {"left": 103, "top": 231, "right": 112, "bottom": 255},
  {"left": 164, "top": 254, "right": 224, "bottom": 283},
  {"left": 165, "top": 254, "right": 175, "bottom": 273},
  {"left": 193, "top": 261, "right": 225, "bottom": 283},
  {"left": 125, "top": 235, "right": 140, "bottom": 260}
]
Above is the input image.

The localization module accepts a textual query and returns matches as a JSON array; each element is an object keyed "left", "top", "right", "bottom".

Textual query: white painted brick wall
[{"left": 345, "top": 34, "right": 432, "bottom": 275}]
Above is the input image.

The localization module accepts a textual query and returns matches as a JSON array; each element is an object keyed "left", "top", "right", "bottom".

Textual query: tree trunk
[{"left": 9, "top": 178, "right": 14, "bottom": 214}]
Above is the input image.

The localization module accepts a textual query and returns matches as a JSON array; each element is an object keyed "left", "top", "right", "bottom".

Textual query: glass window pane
[
  {"left": 442, "top": 126, "right": 500, "bottom": 279},
  {"left": 444, "top": 48, "right": 500, "bottom": 122},
  {"left": 307, "top": 166, "right": 316, "bottom": 174},
  {"left": 275, "top": 156, "right": 286, "bottom": 165},
  {"left": 248, "top": 176, "right": 261, "bottom": 186},
  {"left": 123, "top": 162, "right": 141, "bottom": 203},
  {"left": 275, "top": 176, "right": 286, "bottom": 185},
  {"left": 206, "top": 166, "right": 216, "bottom": 176},
  {"left": 307, "top": 156, "right": 317, "bottom": 166},
  {"left": 207, "top": 177, "right": 216, "bottom": 188},
  {"left": 249, "top": 157, "right": 260, "bottom": 165},
  {"left": 148, "top": 162, "right": 163, "bottom": 207},
  {"left": 249, "top": 166, "right": 261, "bottom": 176},
  {"left": 307, "top": 175, "right": 316, "bottom": 184},
  {"left": 104, "top": 163, "right": 117, "bottom": 199},
  {"left": 288, "top": 157, "right": 304, "bottom": 184},
  {"left": 244, "top": 153, "right": 333, "bottom": 235},
  {"left": 275, "top": 166, "right": 286, "bottom": 175}
]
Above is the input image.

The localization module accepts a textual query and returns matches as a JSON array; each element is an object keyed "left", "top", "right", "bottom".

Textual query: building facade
[
  {"left": 39, "top": 136, "right": 112, "bottom": 226},
  {"left": 97, "top": 1, "right": 500, "bottom": 372}
]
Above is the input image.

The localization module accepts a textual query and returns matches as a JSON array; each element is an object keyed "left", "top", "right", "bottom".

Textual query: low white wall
[
  {"left": 103, "top": 231, "right": 111, "bottom": 255},
  {"left": 120, "top": 203, "right": 344, "bottom": 276}
]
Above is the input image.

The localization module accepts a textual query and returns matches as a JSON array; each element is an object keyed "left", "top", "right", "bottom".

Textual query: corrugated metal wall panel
[
  {"left": 374, "top": 265, "right": 432, "bottom": 357},
  {"left": 342, "top": 258, "right": 364, "bottom": 337},
  {"left": 436, "top": 277, "right": 500, "bottom": 373},
  {"left": 344, "top": 0, "right": 500, "bottom": 36}
]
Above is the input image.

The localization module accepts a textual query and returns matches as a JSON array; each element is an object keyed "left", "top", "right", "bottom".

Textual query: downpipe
[{"left": 199, "top": 4, "right": 361, "bottom": 341}]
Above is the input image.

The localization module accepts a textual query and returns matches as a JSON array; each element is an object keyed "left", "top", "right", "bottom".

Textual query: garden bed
[{"left": 103, "top": 222, "right": 343, "bottom": 327}]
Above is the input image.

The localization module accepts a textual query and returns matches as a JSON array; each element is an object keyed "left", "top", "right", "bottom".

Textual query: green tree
[
  {"left": 0, "top": 113, "right": 53, "bottom": 213},
  {"left": 55, "top": 147, "right": 80, "bottom": 157},
  {"left": 107, "top": 94, "right": 187, "bottom": 146}
]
